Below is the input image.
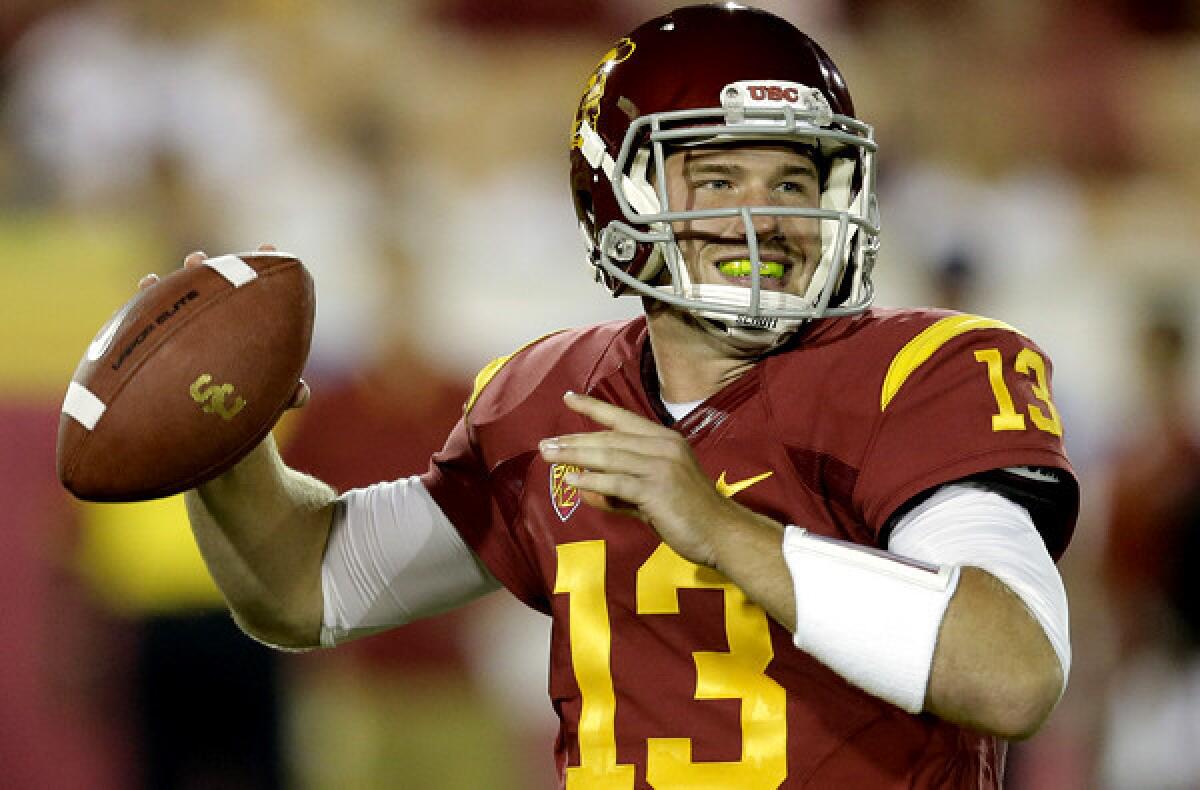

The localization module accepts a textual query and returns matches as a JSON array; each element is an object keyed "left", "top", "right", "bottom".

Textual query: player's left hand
[{"left": 539, "top": 391, "right": 749, "bottom": 568}]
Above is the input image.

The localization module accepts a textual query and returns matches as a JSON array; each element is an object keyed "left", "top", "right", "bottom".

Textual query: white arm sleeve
[
  {"left": 319, "top": 475, "right": 500, "bottom": 647},
  {"left": 887, "top": 483, "right": 1072, "bottom": 683}
]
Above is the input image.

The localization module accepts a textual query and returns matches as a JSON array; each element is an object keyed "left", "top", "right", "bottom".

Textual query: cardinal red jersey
[{"left": 422, "top": 309, "right": 1077, "bottom": 789}]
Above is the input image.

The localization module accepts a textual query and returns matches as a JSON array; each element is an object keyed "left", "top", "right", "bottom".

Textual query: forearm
[
  {"left": 926, "top": 566, "right": 1063, "bottom": 738},
  {"left": 708, "top": 507, "right": 796, "bottom": 630},
  {"left": 711, "top": 495, "right": 1066, "bottom": 739},
  {"left": 185, "top": 435, "right": 336, "bottom": 648}
]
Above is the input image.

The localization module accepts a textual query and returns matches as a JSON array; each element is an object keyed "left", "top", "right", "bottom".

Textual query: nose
[
  {"left": 748, "top": 208, "right": 781, "bottom": 238},
  {"left": 738, "top": 183, "right": 782, "bottom": 238}
]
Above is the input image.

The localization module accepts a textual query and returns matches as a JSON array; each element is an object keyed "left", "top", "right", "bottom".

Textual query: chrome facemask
[{"left": 578, "top": 80, "right": 880, "bottom": 347}]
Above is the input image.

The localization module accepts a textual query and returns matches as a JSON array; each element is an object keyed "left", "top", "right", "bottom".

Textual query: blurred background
[{"left": 2, "top": 0, "right": 1199, "bottom": 788}]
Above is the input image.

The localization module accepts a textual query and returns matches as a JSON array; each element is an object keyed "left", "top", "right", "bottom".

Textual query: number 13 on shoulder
[{"left": 974, "top": 347, "right": 1062, "bottom": 436}]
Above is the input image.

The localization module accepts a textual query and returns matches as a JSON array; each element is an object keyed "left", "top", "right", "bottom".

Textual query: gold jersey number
[
  {"left": 555, "top": 540, "right": 787, "bottom": 789},
  {"left": 973, "top": 347, "right": 1063, "bottom": 436}
]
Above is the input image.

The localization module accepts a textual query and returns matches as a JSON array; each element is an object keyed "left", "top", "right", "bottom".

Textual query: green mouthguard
[{"left": 717, "top": 259, "right": 785, "bottom": 278}]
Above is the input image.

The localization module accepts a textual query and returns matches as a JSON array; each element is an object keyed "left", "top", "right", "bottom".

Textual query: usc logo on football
[
  {"left": 189, "top": 373, "right": 246, "bottom": 421},
  {"left": 572, "top": 38, "right": 635, "bottom": 149}
]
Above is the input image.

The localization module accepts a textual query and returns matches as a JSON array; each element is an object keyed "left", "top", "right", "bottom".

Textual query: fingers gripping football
[
  {"left": 143, "top": 247, "right": 307, "bottom": 410},
  {"left": 539, "top": 392, "right": 745, "bottom": 568}
]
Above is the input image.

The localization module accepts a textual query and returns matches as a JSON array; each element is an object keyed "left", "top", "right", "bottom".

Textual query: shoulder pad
[
  {"left": 463, "top": 319, "right": 640, "bottom": 422},
  {"left": 881, "top": 314, "right": 1025, "bottom": 411},
  {"left": 464, "top": 331, "right": 562, "bottom": 417}
]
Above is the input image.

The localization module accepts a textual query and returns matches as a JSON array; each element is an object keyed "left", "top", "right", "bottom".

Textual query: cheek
[
  {"left": 785, "top": 218, "right": 822, "bottom": 243},
  {"left": 671, "top": 215, "right": 726, "bottom": 239},
  {"left": 672, "top": 231, "right": 700, "bottom": 259},
  {"left": 671, "top": 233, "right": 713, "bottom": 278},
  {"left": 663, "top": 178, "right": 687, "bottom": 211}
]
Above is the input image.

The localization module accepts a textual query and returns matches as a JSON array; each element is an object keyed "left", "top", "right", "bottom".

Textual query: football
[{"left": 57, "top": 251, "right": 315, "bottom": 501}]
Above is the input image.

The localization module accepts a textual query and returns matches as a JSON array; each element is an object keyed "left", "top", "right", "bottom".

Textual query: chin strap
[{"left": 692, "top": 314, "right": 798, "bottom": 351}]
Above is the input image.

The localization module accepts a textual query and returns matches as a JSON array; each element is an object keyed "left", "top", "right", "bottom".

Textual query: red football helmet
[{"left": 570, "top": 3, "right": 879, "bottom": 347}]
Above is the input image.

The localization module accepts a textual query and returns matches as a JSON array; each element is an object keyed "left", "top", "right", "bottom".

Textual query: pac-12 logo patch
[{"left": 550, "top": 463, "right": 583, "bottom": 522}]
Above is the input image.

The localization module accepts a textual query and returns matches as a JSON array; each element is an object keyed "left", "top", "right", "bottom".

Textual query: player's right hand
[{"left": 137, "top": 244, "right": 310, "bottom": 410}]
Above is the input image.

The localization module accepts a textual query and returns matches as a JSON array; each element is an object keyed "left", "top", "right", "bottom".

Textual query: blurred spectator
[
  {"left": 5, "top": 0, "right": 391, "bottom": 373},
  {"left": 1102, "top": 305, "right": 1200, "bottom": 658},
  {"left": 0, "top": 404, "right": 116, "bottom": 789},
  {"left": 73, "top": 494, "right": 286, "bottom": 790},
  {"left": 1097, "top": 303, "right": 1200, "bottom": 788},
  {"left": 927, "top": 249, "right": 979, "bottom": 312}
]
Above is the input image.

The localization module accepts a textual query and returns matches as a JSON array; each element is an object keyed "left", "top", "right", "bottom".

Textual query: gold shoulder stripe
[
  {"left": 464, "top": 331, "right": 563, "bottom": 416},
  {"left": 880, "top": 314, "right": 1023, "bottom": 411}
]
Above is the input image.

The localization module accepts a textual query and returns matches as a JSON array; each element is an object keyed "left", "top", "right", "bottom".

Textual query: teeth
[{"left": 717, "top": 259, "right": 785, "bottom": 279}]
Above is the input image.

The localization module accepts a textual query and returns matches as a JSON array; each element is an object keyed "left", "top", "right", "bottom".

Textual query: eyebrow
[{"left": 683, "top": 160, "right": 820, "bottom": 180}]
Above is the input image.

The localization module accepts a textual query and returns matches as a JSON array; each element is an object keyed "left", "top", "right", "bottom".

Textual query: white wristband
[{"left": 782, "top": 525, "right": 960, "bottom": 714}]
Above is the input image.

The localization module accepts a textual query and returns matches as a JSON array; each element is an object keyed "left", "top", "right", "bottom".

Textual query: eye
[
  {"left": 776, "top": 180, "right": 811, "bottom": 195},
  {"left": 693, "top": 178, "right": 733, "bottom": 190}
]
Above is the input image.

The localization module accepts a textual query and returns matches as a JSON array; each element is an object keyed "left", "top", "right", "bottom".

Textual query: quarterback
[{"left": 180, "top": 4, "right": 1076, "bottom": 788}]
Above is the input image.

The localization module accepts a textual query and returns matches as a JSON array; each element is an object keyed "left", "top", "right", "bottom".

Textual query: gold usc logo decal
[
  {"left": 572, "top": 37, "right": 635, "bottom": 149},
  {"left": 189, "top": 373, "right": 246, "bottom": 421}
]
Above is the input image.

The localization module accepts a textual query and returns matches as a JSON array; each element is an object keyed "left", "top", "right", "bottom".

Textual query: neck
[{"left": 643, "top": 300, "right": 763, "bottom": 402}]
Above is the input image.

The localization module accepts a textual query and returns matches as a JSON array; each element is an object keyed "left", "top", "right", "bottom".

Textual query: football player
[{"left": 179, "top": 4, "right": 1076, "bottom": 787}]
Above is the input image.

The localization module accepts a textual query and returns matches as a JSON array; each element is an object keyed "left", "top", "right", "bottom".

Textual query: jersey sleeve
[
  {"left": 418, "top": 330, "right": 580, "bottom": 613},
  {"left": 420, "top": 415, "right": 548, "bottom": 611},
  {"left": 855, "top": 322, "right": 1077, "bottom": 555}
]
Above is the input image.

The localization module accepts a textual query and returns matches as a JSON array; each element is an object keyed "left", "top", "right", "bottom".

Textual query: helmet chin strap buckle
[
  {"left": 694, "top": 314, "right": 796, "bottom": 352},
  {"left": 733, "top": 313, "right": 782, "bottom": 331}
]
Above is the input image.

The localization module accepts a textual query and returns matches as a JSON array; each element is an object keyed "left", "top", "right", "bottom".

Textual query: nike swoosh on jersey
[{"left": 715, "top": 470, "right": 773, "bottom": 498}]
